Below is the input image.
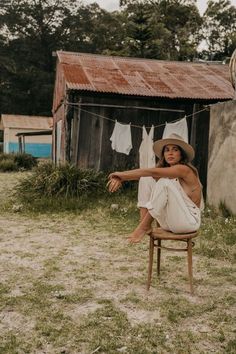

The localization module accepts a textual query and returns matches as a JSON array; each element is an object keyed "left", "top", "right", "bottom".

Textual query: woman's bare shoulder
[
  {"left": 173, "top": 164, "right": 198, "bottom": 181},
  {"left": 171, "top": 164, "right": 192, "bottom": 174}
]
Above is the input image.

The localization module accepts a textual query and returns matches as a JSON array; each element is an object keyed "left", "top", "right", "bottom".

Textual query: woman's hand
[
  {"left": 108, "top": 172, "right": 124, "bottom": 181},
  {"left": 107, "top": 177, "right": 122, "bottom": 193}
]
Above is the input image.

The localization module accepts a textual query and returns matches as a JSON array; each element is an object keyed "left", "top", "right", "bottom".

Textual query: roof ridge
[{"left": 56, "top": 50, "right": 228, "bottom": 66}]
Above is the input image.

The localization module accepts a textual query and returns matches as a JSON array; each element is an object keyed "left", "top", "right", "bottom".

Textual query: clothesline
[
  {"left": 65, "top": 101, "right": 210, "bottom": 129},
  {"left": 67, "top": 102, "right": 186, "bottom": 113}
]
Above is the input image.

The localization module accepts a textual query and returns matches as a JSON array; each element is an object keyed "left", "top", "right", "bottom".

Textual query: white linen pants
[{"left": 137, "top": 177, "right": 201, "bottom": 233}]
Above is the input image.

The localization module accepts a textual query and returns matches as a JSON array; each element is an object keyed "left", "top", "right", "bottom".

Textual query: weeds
[
  {"left": 196, "top": 209, "right": 236, "bottom": 262},
  {"left": 219, "top": 200, "right": 233, "bottom": 218},
  {"left": 225, "top": 339, "right": 236, "bottom": 353},
  {"left": 0, "top": 153, "right": 37, "bottom": 172},
  {"left": 13, "top": 163, "right": 138, "bottom": 213},
  {"left": 16, "top": 162, "right": 107, "bottom": 198}
]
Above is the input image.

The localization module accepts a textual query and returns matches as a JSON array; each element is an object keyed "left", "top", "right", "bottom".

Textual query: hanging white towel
[
  {"left": 162, "top": 117, "right": 188, "bottom": 142},
  {"left": 110, "top": 120, "right": 132, "bottom": 155},
  {"left": 139, "top": 125, "right": 156, "bottom": 168}
]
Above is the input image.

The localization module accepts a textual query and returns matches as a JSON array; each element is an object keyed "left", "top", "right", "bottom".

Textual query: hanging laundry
[
  {"left": 110, "top": 120, "right": 132, "bottom": 155},
  {"left": 162, "top": 117, "right": 189, "bottom": 142},
  {"left": 139, "top": 125, "right": 156, "bottom": 168}
]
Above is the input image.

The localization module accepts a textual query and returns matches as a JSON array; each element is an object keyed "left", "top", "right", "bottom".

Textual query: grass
[
  {"left": 0, "top": 172, "right": 235, "bottom": 353},
  {"left": 0, "top": 152, "right": 37, "bottom": 172},
  {"left": 197, "top": 207, "right": 236, "bottom": 262}
]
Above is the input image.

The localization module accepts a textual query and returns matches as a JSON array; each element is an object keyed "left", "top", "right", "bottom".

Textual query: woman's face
[{"left": 163, "top": 144, "right": 182, "bottom": 166}]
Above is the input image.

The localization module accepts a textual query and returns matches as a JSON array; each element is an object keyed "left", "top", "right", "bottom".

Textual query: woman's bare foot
[
  {"left": 128, "top": 211, "right": 154, "bottom": 243},
  {"left": 128, "top": 226, "right": 152, "bottom": 243}
]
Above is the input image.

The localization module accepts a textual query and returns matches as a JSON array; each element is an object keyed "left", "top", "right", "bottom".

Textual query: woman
[{"left": 107, "top": 133, "right": 203, "bottom": 243}]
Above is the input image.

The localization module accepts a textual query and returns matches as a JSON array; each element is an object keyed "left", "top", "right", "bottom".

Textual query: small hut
[
  {"left": 52, "top": 51, "right": 234, "bottom": 193},
  {"left": 0, "top": 114, "right": 53, "bottom": 158}
]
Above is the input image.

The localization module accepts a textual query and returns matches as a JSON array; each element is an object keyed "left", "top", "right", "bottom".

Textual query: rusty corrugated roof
[
  {"left": 57, "top": 51, "right": 234, "bottom": 100},
  {"left": 1, "top": 115, "right": 53, "bottom": 129}
]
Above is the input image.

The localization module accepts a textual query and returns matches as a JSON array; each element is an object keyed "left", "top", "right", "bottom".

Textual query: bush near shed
[
  {"left": 0, "top": 153, "right": 37, "bottom": 172},
  {"left": 15, "top": 162, "right": 137, "bottom": 212}
]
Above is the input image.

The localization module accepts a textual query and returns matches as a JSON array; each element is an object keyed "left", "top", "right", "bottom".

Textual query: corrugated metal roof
[
  {"left": 57, "top": 51, "right": 234, "bottom": 100},
  {"left": 1, "top": 115, "right": 53, "bottom": 129}
]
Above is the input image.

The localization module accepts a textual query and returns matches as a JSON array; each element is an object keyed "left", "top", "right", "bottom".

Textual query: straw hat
[{"left": 153, "top": 133, "right": 195, "bottom": 162}]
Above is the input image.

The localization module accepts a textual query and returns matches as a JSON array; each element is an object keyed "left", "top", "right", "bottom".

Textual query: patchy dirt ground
[{"left": 0, "top": 172, "right": 235, "bottom": 354}]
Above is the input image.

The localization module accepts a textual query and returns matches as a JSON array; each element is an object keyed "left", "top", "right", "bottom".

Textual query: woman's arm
[{"left": 108, "top": 164, "right": 191, "bottom": 182}]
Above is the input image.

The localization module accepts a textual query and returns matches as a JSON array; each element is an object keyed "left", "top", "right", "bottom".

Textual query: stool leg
[
  {"left": 187, "top": 240, "right": 194, "bottom": 295},
  {"left": 157, "top": 239, "right": 161, "bottom": 276},
  {"left": 147, "top": 237, "right": 154, "bottom": 290}
]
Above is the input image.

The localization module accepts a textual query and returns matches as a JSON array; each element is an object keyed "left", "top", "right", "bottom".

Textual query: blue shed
[{"left": 0, "top": 114, "right": 53, "bottom": 158}]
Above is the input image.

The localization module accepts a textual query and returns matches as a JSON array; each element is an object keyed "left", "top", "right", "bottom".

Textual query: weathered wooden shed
[{"left": 52, "top": 51, "right": 234, "bottom": 193}]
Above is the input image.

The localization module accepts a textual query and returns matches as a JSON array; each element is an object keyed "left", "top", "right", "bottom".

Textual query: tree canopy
[
  {"left": 0, "top": 0, "right": 235, "bottom": 116},
  {"left": 203, "top": 0, "right": 236, "bottom": 60}
]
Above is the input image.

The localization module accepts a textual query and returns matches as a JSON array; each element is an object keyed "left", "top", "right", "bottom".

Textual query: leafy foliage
[
  {"left": 14, "top": 152, "right": 37, "bottom": 169},
  {"left": 0, "top": 152, "right": 37, "bottom": 171},
  {"left": 0, "top": 157, "right": 18, "bottom": 172},
  {"left": 16, "top": 162, "right": 107, "bottom": 199},
  {"left": 203, "top": 0, "right": 236, "bottom": 60},
  {"left": 0, "top": 0, "right": 79, "bottom": 115},
  {"left": 119, "top": 0, "right": 202, "bottom": 60}
]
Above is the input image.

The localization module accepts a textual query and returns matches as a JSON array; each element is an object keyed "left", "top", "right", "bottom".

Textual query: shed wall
[
  {"left": 74, "top": 95, "right": 193, "bottom": 169},
  {"left": 52, "top": 61, "right": 67, "bottom": 163},
  {"left": 62, "top": 93, "right": 211, "bottom": 193},
  {"left": 207, "top": 100, "right": 236, "bottom": 214},
  {"left": 4, "top": 128, "right": 52, "bottom": 158}
]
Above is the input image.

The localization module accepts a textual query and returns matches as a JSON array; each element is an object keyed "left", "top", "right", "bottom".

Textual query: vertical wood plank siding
[{"left": 64, "top": 92, "right": 211, "bottom": 193}]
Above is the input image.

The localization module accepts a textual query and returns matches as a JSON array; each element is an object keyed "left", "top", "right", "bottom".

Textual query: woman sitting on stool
[{"left": 107, "top": 133, "right": 203, "bottom": 243}]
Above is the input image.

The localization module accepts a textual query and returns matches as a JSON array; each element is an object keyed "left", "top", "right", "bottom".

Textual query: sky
[{"left": 83, "top": 0, "right": 236, "bottom": 14}]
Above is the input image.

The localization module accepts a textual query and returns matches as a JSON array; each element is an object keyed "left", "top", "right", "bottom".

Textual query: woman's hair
[{"left": 157, "top": 144, "right": 199, "bottom": 177}]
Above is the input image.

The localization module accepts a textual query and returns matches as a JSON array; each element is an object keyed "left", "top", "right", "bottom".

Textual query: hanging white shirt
[
  {"left": 163, "top": 117, "right": 188, "bottom": 142},
  {"left": 110, "top": 120, "right": 132, "bottom": 155},
  {"left": 139, "top": 125, "right": 156, "bottom": 168}
]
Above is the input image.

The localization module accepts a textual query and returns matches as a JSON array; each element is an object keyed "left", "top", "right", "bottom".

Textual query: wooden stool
[{"left": 147, "top": 228, "right": 198, "bottom": 294}]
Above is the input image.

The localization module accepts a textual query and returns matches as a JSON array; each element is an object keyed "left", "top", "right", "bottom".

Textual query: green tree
[
  {"left": 156, "top": 0, "right": 202, "bottom": 60},
  {"left": 119, "top": 0, "right": 202, "bottom": 60},
  {"left": 120, "top": 1, "right": 155, "bottom": 57},
  {"left": 0, "top": 1, "right": 126, "bottom": 115},
  {"left": 62, "top": 3, "right": 125, "bottom": 55},
  {"left": 0, "top": 0, "right": 80, "bottom": 115},
  {"left": 203, "top": 0, "right": 236, "bottom": 60}
]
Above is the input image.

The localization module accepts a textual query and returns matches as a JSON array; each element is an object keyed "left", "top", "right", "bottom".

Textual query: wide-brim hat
[{"left": 153, "top": 133, "right": 195, "bottom": 162}]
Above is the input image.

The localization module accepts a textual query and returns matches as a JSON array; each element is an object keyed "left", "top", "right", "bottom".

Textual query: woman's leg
[
  {"left": 129, "top": 177, "right": 162, "bottom": 243},
  {"left": 137, "top": 177, "right": 156, "bottom": 225},
  {"left": 139, "top": 207, "right": 148, "bottom": 221},
  {"left": 129, "top": 178, "right": 200, "bottom": 243},
  {"left": 146, "top": 178, "right": 201, "bottom": 233},
  {"left": 137, "top": 177, "right": 156, "bottom": 208},
  {"left": 128, "top": 211, "right": 153, "bottom": 243}
]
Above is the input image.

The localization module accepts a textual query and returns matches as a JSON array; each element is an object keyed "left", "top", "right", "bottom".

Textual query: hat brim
[{"left": 153, "top": 138, "right": 195, "bottom": 162}]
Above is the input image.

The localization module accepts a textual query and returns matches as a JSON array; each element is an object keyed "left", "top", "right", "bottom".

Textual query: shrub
[
  {"left": 0, "top": 153, "right": 37, "bottom": 171},
  {"left": 0, "top": 153, "right": 14, "bottom": 162},
  {"left": 0, "top": 158, "right": 18, "bottom": 172},
  {"left": 16, "top": 162, "right": 107, "bottom": 199},
  {"left": 14, "top": 153, "right": 37, "bottom": 170}
]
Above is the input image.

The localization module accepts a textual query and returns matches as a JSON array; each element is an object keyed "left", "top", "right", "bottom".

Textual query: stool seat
[
  {"left": 147, "top": 228, "right": 199, "bottom": 294},
  {"left": 150, "top": 228, "right": 198, "bottom": 240}
]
